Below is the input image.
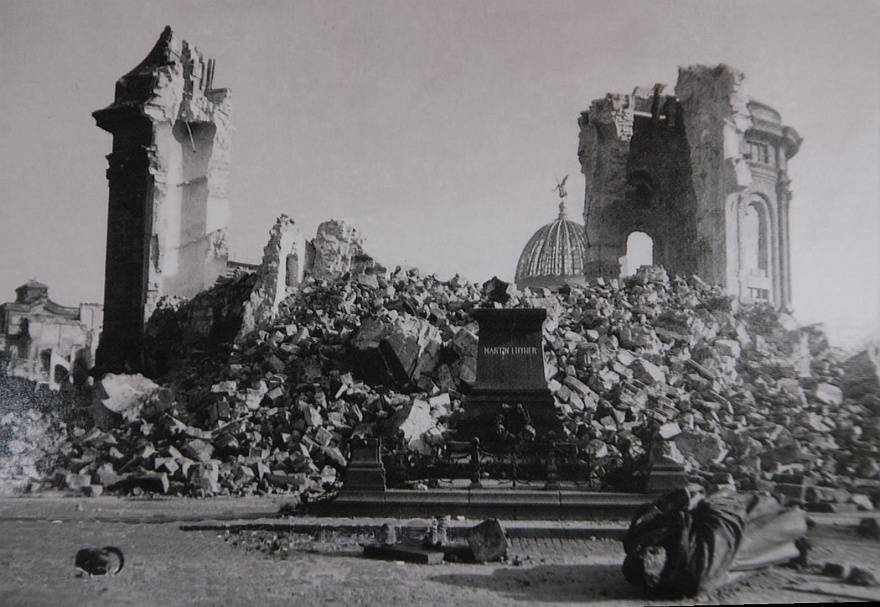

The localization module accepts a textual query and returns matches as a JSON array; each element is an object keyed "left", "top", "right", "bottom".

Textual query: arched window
[
  {"left": 620, "top": 231, "right": 654, "bottom": 277},
  {"left": 742, "top": 201, "right": 769, "bottom": 276},
  {"left": 285, "top": 252, "right": 300, "bottom": 288},
  {"left": 741, "top": 198, "right": 772, "bottom": 302}
]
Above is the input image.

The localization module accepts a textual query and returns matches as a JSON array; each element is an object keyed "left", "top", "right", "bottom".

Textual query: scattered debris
[
  {"left": 821, "top": 559, "right": 880, "bottom": 587},
  {"left": 91, "top": 373, "right": 161, "bottom": 430},
  {"left": 822, "top": 561, "right": 848, "bottom": 579},
  {"left": 847, "top": 566, "right": 878, "bottom": 587},
  {"left": 360, "top": 517, "right": 507, "bottom": 564}
]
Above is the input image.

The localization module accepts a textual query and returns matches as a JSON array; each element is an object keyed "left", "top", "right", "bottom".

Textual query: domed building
[{"left": 515, "top": 199, "right": 588, "bottom": 291}]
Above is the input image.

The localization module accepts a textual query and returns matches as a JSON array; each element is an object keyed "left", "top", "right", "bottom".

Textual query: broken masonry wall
[
  {"left": 579, "top": 64, "right": 798, "bottom": 311},
  {"left": 579, "top": 94, "right": 634, "bottom": 279},
  {"left": 143, "top": 270, "right": 257, "bottom": 380},
  {"left": 623, "top": 89, "right": 700, "bottom": 278},
  {"left": 737, "top": 99, "right": 800, "bottom": 311},
  {"left": 843, "top": 345, "right": 880, "bottom": 405},
  {"left": 239, "top": 217, "right": 378, "bottom": 338},
  {"left": 579, "top": 86, "right": 701, "bottom": 280},
  {"left": 675, "top": 64, "right": 753, "bottom": 292},
  {"left": 140, "top": 31, "right": 232, "bottom": 315},
  {"left": 94, "top": 27, "right": 232, "bottom": 373},
  {"left": 309, "top": 220, "right": 372, "bottom": 280},
  {"left": 239, "top": 215, "right": 306, "bottom": 336}
]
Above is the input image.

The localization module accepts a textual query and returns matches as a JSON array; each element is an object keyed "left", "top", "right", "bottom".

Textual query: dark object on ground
[
  {"left": 466, "top": 518, "right": 508, "bottom": 563},
  {"left": 822, "top": 561, "right": 847, "bottom": 579},
  {"left": 362, "top": 544, "right": 444, "bottom": 565},
  {"left": 857, "top": 517, "right": 880, "bottom": 540},
  {"left": 846, "top": 566, "right": 878, "bottom": 587},
  {"left": 791, "top": 536, "right": 811, "bottom": 567},
  {"left": 75, "top": 546, "right": 125, "bottom": 576},
  {"left": 622, "top": 487, "right": 806, "bottom": 598},
  {"left": 363, "top": 518, "right": 507, "bottom": 564}
]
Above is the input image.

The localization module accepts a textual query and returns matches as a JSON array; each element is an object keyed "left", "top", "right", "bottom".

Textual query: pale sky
[{"left": 1, "top": 0, "right": 878, "bottom": 349}]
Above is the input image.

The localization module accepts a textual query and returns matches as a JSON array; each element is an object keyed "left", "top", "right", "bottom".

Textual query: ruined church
[
  {"left": 92, "top": 28, "right": 376, "bottom": 373},
  {"left": 92, "top": 27, "right": 232, "bottom": 373},
  {"left": 91, "top": 28, "right": 799, "bottom": 373},
  {"left": 517, "top": 65, "right": 799, "bottom": 312}
]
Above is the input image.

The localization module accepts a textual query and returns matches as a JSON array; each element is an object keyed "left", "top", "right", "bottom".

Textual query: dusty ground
[{"left": 0, "top": 497, "right": 878, "bottom": 606}]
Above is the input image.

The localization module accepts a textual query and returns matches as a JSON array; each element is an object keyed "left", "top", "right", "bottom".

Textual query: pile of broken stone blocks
[
  {"left": 51, "top": 258, "right": 880, "bottom": 511},
  {"left": 538, "top": 267, "right": 880, "bottom": 510}
]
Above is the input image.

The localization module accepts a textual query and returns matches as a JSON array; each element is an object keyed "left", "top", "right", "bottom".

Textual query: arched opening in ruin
[
  {"left": 53, "top": 362, "right": 69, "bottom": 385},
  {"left": 742, "top": 200, "right": 769, "bottom": 275},
  {"left": 39, "top": 349, "right": 51, "bottom": 375},
  {"left": 741, "top": 198, "right": 773, "bottom": 302},
  {"left": 285, "top": 252, "right": 300, "bottom": 288},
  {"left": 620, "top": 231, "right": 654, "bottom": 277}
]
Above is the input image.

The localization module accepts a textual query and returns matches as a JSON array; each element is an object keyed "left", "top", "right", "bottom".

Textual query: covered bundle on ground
[{"left": 622, "top": 486, "right": 806, "bottom": 598}]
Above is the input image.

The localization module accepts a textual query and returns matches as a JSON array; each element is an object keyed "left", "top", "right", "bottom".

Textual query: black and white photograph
[{"left": 1, "top": 1, "right": 878, "bottom": 604}]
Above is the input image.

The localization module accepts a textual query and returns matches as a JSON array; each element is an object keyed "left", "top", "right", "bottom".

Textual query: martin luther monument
[{"left": 456, "top": 307, "right": 562, "bottom": 444}]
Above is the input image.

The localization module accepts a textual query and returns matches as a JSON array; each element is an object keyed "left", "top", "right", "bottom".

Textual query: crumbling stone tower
[
  {"left": 93, "top": 27, "right": 232, "bottom": 372},
  {"left": 578, "top": 64, "right": 800, "bottom": 310}
]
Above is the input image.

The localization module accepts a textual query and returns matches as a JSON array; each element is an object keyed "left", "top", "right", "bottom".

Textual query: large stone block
[
  {"left": 843, "top": 347, "right": 880, "bottom": 405},
  {"left": 91, "top": 373, "right": 161, "bottom": 429},
  {"left": 466, "top": 519, "right": 508, "bottom": 563},
  {"left": 309, "top": 220, "right": 371, "bottom": 281}
]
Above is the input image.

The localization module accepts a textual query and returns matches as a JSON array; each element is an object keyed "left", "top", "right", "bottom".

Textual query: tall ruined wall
[
  {"left": 675, "top": 65, "right": 753, "bottom": 289},
  {"left": 239, "top": 215, "right": 306, "bottom": 335},
  {"left": 93, "top": 27, "right": 232, "bottom": 373},
  {"left": 238, "top": 217, "right": 379, "bottom": 338},
  {"left": 578, "top": 94, "right": 633, "bottom": 279},
  {"left": 578, "top": 65, "right": 799, "bottom": 309},
  {"left": 578, "top": 86, "right": 699, "bottom": 279}
]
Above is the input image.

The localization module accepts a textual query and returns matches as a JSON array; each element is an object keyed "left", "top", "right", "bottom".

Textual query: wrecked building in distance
[
  {"left": 93, "top": 27, "right": 232, "bottom": 373},
  {"left": 0, "top": 280, "right": 102, "bottom": 387},
  {"left": 577, "top": 65, "right": 800, "bottom": 310}
]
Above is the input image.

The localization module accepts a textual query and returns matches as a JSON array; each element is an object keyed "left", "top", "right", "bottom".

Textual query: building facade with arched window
[
  {"left": 0, "top": 281, "right": 102, "bottom": 387},
  {"left": 577, "top": 65, "right": 800, "bottom": 310},
  {"left": 735, "top": 100, "right": 800, "bottom": 309}
]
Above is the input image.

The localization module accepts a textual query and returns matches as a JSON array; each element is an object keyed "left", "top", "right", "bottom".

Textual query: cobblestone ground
[{"left": 1, "top": 518, "right": 878, "bottom": 606}]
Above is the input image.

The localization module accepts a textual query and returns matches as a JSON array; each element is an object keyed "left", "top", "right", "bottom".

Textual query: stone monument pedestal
[{"left": 454, "top": 308, "right": 562, "bottom": 444}]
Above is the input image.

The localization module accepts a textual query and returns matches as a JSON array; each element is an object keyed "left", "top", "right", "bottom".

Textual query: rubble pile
[
  {"left": 49, "top": 261, "right": 880, "bottom": 507},
  {"left": 539, "top": 268, "right": 879, "bottom": 503},
  {"left": 0, "top": 376, "right": 86, "bottom": 494},
  {"left": 144, "top": 271, "right": 258, "bottom": 380}
]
